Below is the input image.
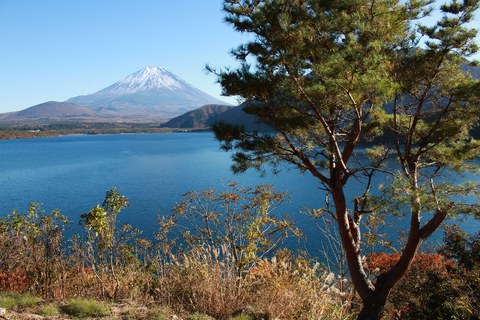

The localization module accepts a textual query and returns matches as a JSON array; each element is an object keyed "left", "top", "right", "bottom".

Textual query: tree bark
[
  {"left": 357, "top": 291, "right": 389, "bottom": 320},
  {"left": 331, "top": 186, "right": 375, "bottom": 300},
  {"left": 332, "top": 173, "right": 426, "bottom": 320}
]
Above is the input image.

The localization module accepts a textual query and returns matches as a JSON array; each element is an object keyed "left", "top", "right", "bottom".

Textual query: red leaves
[
  {"left": 0, "top": 271, "right": 30, "bottom": 292},
  {"left": 368, "top": 252, "right": 456, "bottom": 276}
]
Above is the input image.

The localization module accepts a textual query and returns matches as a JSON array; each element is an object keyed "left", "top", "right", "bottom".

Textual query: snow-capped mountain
[
  {"left": 67, "top": 66, "right": 228, "bottom": 120},
  {"left": 97, "top": 66, "right": 195, "bottom": 94}
]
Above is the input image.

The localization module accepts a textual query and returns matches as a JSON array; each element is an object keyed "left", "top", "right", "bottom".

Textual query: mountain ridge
[
  {"left": 67, "top": 66, "right": 228, "bottom": 120},
  {"left": 161, "top": 104, "right": 233, "bottom": 129},
  {"left": 0, "top": 101, "right": 103, "bottom": 123},
  {"left": 161, "top": 102, "right": 272, "bottom": 132},
  {"left": 0, "top": 66, "right": 230, "bottom": 124}
]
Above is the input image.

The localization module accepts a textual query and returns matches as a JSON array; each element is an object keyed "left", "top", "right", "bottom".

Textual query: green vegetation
[
  {"left": 0, "top": 188, "right": 351, "bottom": 319},
  {"left": 186, "top": 313, "right": 216, "bottom": 320},
  {"left": 0, "top": 2, "right": 478, "bottom": 318},
  {"left": 61, "top": 299, "right": 110, "bottom": 318},
  {"left": 0, "top": 292, "right": 39, "bottom": 311},
  {"left": 367, "top": 226, "right": 480, "bottom": 319},
  {"left": 211, "top": 0, "right": 480, "bottom": 319},
  {"left": 145, "top": 307, "right": 169, "bottom": 320},
  {"left": 0, "top": 122, "right": 193, "bottom": 140},
  {"left": 227, "top": 315, "right": 255, "bottom": 320},
  {"left": 0, "top": 187, "right": 479, "bottom": 319},
  {"left": 169, "top": 183, "right": 301, "bottom": 275},
  {"left": 38, "top": 304, "right": 59, "bottom": 317}
]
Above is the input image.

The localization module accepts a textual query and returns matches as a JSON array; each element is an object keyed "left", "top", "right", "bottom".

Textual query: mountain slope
[
  {"left": 161, "top": 102, "right": 272, "bottom": 131},
  {"left": 209, "top": 102, "right": 271, "bottom": 131},
  {"left": 462, "top": 62, "right": 480, "bottom": 79},
  {"left": 161, "top": 104, "right": 232, "bottom": 129},
  {"left": 0, "top": 101, "right": 101, "bottom": 123},
  {"left": 67, "top": 66, "right": 228, "bottom": 120}
]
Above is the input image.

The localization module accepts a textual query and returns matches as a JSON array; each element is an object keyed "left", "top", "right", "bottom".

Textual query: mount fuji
[{"left": 66, "top": 66, "right": 229, "bottom": 120}]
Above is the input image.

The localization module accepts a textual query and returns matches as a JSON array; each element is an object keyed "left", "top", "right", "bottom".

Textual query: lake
[{"left": 0, "top": 132, "right": 478, "bottom": 257}]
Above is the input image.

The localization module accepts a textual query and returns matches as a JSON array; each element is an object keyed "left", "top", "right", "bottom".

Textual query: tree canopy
[{"left": 211, "top": 0, "right": 480, "bottom": 319}]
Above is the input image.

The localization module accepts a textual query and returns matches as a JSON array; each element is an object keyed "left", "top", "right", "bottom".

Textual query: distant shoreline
[{"left": 0, "top": 123, "right": 211, "bottom": 140}]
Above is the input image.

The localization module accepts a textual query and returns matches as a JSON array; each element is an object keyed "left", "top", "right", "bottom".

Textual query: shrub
[
  {"left": 367, "top": 253, "right": 458, "bottom": 319},
  {"left": 367, "top": 227, "right": 480, "bottom": 319},
  {"left": 158, "top": 245, "right": 246, "bottom": 318},
  {"left": 368, "top": 252, "right": 455, "bottom": 276},
  {"left": 244, "top": 253, "right": 353, "bottom": 320},
  {"left": 0, "top": 186, "right": 352, "bottom": 319},
  {"left": 79, "top": 187, "right": 134, "bottom": 300},
  {"left": 0, "top": 204, "right": 69, "bottom": 299},
  {"left": 439, "top": 225, "right": 480, "bottom": 270},
  {"left": 169, "top": 183, "right": 301, "bottom": 276}
]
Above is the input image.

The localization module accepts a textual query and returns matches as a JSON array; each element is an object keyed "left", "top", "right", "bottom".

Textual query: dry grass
[
  {"left": 149, "top": 246, "right": 353, "bottom": 319},
  {"left": 0, "top": 188, "right": 354, "bottom": 319},
  {"left": 0, "top": 246, "right": 353, "bottom": 319}
]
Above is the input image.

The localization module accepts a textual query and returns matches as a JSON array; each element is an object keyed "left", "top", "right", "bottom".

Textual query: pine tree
[{"left": 211, "top": 0, "right": 480, "bottom": 319}]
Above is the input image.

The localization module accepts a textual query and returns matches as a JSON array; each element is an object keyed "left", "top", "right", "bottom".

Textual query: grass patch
[
  {"left": 146, "top": 308, "right": 166, "bottom": 320},
  {"left": 61, "top": 298, "right": 110, "bottom": 318},
  {"left": 38, "top": 304, "right": 59, "bottom": 317},
  {"left": 0, "top": 292, "right": 40, "bottom": 310},
  {"left": 186, "top": 313, "right": 216, "bottom": 320},
  {"left": 228, "top": 315, "right": 255, "bottom": 320}
]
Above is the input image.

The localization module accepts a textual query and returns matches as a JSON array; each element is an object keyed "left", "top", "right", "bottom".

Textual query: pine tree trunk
[{"left": 357, "top": 293, "right": 388, "bottom": 320}]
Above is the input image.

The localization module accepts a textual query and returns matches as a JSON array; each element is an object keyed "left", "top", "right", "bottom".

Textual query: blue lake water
[{"left": 0, "top": 132, "right": 478, "bottom": 257}]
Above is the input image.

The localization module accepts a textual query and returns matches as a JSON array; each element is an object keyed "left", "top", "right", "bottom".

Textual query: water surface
[{"left": 0, "top": 132, "right": 477, "bottom": 257}]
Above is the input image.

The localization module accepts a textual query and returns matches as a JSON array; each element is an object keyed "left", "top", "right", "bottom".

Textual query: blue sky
[
  {"left": 0, "top": 1, "right": 247, "bottom": 112},
  {"left": 0, "top": 1, "right": 479, "bottom": 113}
]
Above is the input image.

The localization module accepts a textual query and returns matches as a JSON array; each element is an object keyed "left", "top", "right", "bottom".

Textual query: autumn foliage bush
[
  {"left": 0, "top": 186, "right": 352, "bottom": 320},
  {"left": 368, "top": 252, "right": 455, "bottom": 277},
  {"left": 2, "top": 185, "right": 477, "bottom": 319},
  {"left": 367, "top": 227, "right": 480, "bottom": 319}
]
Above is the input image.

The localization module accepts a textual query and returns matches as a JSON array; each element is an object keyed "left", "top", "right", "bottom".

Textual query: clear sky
[
  {"left": 0, "top": 0, "right": 247, "bottom": 113},
  {"left": 0, "top": 1, "right": 479, "bottom": 113}
]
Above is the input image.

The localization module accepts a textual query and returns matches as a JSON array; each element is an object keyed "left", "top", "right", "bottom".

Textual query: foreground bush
[
  {"left": 2, "top": 186, "right": 476, "bottom": 319},
  {"left": 367, "top": 226, "right": 480, "bottom": 319},
  {"left": 155, "top": 246, "right": 352, "bottom": 319},
  {"left": 0, "top": 187, "right": 352, "bottom": 319},
  {"left": 0, "top": 204, "right": 69, "bottom": 299}
]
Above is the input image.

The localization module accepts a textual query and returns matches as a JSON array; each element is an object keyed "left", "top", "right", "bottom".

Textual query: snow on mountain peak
[{"left": 98, "top": 66, "right": 191, "bottom": 94}]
